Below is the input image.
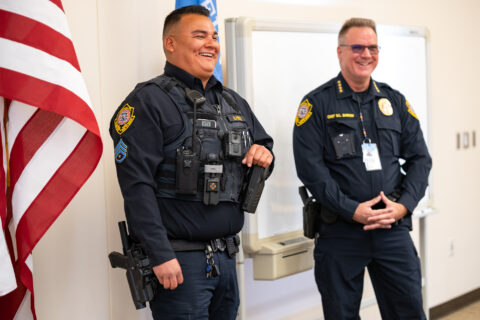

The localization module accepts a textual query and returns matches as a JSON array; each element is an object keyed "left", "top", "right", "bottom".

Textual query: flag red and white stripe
[{"left": 0, "top": 0, "right": 102, "bottom": 318}]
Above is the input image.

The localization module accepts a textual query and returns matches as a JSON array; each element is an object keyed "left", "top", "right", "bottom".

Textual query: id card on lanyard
[
  {"left": 362, "top": 141, "right": 382, "bottom": 171},
  {"left": 357, "top": 97, "right": 382, "bottom": 171}
]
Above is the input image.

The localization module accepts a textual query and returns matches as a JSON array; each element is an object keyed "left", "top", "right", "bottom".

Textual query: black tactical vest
[{"left": 152, "top": 75, "right": 252, "bottom": 205}]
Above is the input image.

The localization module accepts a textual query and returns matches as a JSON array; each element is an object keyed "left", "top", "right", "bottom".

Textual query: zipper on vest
[{"left": 215, "top": 104, "right": 228, "bottom": 138}]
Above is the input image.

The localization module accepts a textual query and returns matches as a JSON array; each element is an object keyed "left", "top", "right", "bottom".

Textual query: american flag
[{"left": 0, "top": 0, "right": 102, "bottom": 318}]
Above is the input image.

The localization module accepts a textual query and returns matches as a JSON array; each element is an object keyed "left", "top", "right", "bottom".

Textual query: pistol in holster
[
  {"left": 298, "top": 186, "right": 340, "bottom": 238},
  {"left": 108, "top": 221, "right": 158, "bottom": 309},
  {"left": 298, "top": 186, "right": 322, "bottom": 239}
]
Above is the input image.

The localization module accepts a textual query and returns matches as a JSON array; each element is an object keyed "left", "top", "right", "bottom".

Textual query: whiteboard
[{"left": 226, "top": 18, "right": 430, "bottom": 239}]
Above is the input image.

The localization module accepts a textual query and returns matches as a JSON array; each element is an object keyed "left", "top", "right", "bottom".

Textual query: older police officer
[
  {"left": 110, "top": 5, "right": 273, "bottom": 320},
  {"left": 293, "top": 18, "right": 431, "bottom": 319}
]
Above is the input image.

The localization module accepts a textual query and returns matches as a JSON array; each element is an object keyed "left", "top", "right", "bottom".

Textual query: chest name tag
[
  {"left": 227, "top": 115, "right": 244, "bottom": 122},
  {"left": 362, "top": 143, "right": 382, "bottom": 171},
  {"left": 196, "top": 119, "right": 217, "bottom": 128}
]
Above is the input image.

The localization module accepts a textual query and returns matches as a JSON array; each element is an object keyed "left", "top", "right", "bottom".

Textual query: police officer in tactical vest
[{"left": 110, "top": 5, "right": 274, "bottom": 320}]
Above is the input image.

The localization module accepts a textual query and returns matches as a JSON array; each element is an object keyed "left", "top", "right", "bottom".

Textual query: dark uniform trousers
[
  {"left": 314, "top": 220, "right": 426, "bottom": 320},
  {"left": 150, "top": 250, "right": 239, "bottom": 320}
]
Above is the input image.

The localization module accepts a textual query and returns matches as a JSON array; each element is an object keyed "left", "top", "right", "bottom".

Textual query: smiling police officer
[
  {"left": 110, "top": 5, "right": 273, "bottom": 320},
  {"left": 293, "top": 18, "right": 432, "bottom": 320}
]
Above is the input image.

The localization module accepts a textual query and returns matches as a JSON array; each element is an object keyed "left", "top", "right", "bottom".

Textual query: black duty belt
[
  {"left": 169, "top": 236, "right": 240, "bottom": 257},
  {"left": 169, "top": 239, "right": 206, "bottom": 251}
]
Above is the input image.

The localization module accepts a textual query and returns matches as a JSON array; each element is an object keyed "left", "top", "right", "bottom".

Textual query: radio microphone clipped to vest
[{"left": 175, "top": 88, "right": 206, "bottom": 194}]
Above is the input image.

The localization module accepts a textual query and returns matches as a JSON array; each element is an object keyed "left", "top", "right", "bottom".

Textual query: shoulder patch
[
  {"left": 405, "top": 100, "right": 419, "bottom": 120},
  {"left": 295, "top": 99, "right": 313, "bottom": 126},
  {"left": 115, "top": 103, "right": 136, "bottom": 135}
]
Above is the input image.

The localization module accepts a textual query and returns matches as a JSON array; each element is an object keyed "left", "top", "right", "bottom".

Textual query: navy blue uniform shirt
[
  {"left": 293, "top": 73, "right": 432, "bottom": 223},
  {"left": 110, "top": 62, "right": 274, "bottom": 266}
]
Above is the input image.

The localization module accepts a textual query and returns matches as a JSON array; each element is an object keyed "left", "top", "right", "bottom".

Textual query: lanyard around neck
[{"left": 355, "top": 96, "right": 370, "bottom": 143}]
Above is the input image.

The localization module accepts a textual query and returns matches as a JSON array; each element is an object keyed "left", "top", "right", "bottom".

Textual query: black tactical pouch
[
  {"left": 175, "top": 147, "right": 200, "bottom": 194},
  {"left": 225, "top": 235, "right": 240, "bottom": 258}
]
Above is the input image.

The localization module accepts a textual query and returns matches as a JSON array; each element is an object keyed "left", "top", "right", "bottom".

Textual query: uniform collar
[
  {"left": 164, "top": 61, "right": 222, "bottom": 92},
  {"left": 335, "top": 72, "right": 387, "bottom": 101}
]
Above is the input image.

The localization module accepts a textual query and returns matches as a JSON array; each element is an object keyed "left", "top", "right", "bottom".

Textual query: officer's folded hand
[
  {"left": 375, "top": 191, "right": 408, "bottom": 222},
  {"left": 353, "top": 194, "right": 396, "bottom": 230},
  {"left": 153, "top": 258, "right": 184, "bottom": 290},
  {"left": 242, "top": 144, "right": 273, "bottom": 168},
  {"left": 359, "top": 192, "right": 407, "bottom": 231}
]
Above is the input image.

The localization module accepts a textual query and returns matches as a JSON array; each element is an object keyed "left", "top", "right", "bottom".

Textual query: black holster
[{"left": 299, "top": 186, "right": 322, "bottom": 239}]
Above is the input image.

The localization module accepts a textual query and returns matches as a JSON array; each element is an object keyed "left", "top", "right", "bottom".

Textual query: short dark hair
[
  {"left": 338, "top": 18, "right": 376, "bottom": 44},
  {"left": 163, "top": 5, "right": 210, "bottom": 38}
]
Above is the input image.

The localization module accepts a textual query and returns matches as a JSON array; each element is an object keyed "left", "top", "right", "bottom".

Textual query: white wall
[{"left": 32, "top": 0, "right": 480, "bottom": 319}]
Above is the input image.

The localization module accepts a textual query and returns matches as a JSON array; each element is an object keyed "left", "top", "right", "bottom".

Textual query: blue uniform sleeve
[
  {"left": 110, "top": 88, "right": 176, "bottom": 267},
  {"left": 396, "top": 95, "right": 432, "bottom": 213},
  {"left": 293, "top": 95, "right": 358, "bottom": 221}
]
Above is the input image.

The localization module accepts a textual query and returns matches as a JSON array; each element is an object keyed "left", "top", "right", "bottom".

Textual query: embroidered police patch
[
  {"left": 295, "top": 99, "right": 313, "bottom": 126},
  {"left": 405, "top": 100, "right": 419, "bottom": 120},
  {"left": 115, "top": 103, "right": 135, "bottom": 135},
  {"left": 115, "top": 139, "right": 128, "bottom": 163},
  {"left": 378, "top": 98, "right": 393, "bottom": 116}
]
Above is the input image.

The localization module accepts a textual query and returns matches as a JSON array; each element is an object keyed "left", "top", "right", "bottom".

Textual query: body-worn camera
[
  {"left": 224, "top": 129, "right": 251, "bottom": 158},
  {"left": 224, "top": 131, "right": 244, "bottom": 158},
  {"left": 203, "top": 153, "right": 222, "bottom": 205},
  {"left": 332, "top": 133, "right": 356, "bottom": 159}
]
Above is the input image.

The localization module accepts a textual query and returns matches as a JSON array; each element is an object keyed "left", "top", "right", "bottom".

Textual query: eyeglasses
[{"left": 340, "top": 44, "right": 380, "bottom": 55}]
